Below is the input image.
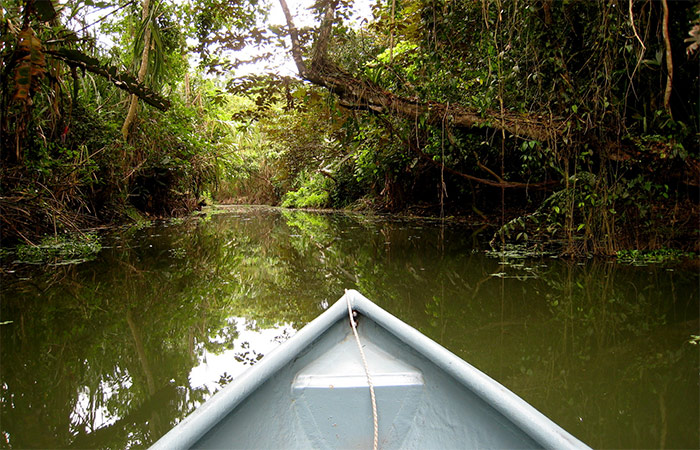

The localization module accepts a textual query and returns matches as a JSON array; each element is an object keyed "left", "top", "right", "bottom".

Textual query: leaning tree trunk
[
  {"left": 121, "top": 0, "right": 152, "bottom": 141},
  {"left": 277, "top": 0, "right": 699, "bottom": 189},
  {"left": 278, "top": 0, "right": 564, "bottom": 144}
]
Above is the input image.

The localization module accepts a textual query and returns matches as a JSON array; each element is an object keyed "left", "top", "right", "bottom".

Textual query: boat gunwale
[
  {"left": 347, "top": 290, "right": 588, "bottom": 450},
  {"left": 150, "top": 289, "right": 588, "bottom": 450},
  {"left": 150, "top": 290, "right": 353, "bottom": 450}
]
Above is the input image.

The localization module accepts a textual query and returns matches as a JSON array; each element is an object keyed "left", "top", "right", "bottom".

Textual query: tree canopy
[{"left": 1, "top": 0, "right": 698, "bottom": 255}]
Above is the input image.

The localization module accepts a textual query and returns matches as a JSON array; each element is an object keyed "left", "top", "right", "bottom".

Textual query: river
[{"left": 1, "top": 206, "right": 698, "bottom": 448}]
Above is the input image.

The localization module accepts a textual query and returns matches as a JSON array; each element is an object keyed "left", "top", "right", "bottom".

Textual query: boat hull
[{"left": 152, "top": 290, "right": 588, "bottom": 449}]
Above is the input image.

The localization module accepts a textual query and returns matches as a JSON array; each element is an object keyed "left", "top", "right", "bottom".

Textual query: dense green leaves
[
  {"left": 258, "top": 0, "right": 699, "bottom": 254},
  {"left": 0, "top": 0, "right": 697, "bottom": 256},
  {"left": 0, "top": 0, "right": 263, "bottom": 244}
]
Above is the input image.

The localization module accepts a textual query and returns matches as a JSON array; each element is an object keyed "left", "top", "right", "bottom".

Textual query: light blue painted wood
[
  {"left": 292, "top": 334, "right": 424, "bottom": 449},
  {"left": 151, "top": 290, "right": 589, "bottom": 449}
]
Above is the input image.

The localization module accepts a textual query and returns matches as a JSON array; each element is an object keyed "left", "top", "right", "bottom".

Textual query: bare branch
[
  {"left": 311, "top": 0, "right": 340, "bottom": 65},
  {"left": 278, "top": 0, "right": 307, "bottom": 78}
]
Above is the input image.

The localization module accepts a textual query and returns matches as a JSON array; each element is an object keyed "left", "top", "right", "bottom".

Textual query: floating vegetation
[
  {"left": 616, "top": 248, "right": 697, "bottom": 265},
  {"left": 13, "top": 233, "right": 102, "bottom": 265},
  {"left": 489, "top": 271, "right": 539, "bottom": 281},
  {"left": 124, "top": 207, "right": 153, "bottom": 229},
  {"left": 486, "top": 243, "right": 558, "bottom": 260}
]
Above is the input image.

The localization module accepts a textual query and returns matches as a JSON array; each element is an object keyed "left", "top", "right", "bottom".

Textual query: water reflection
[
  {"left": 189, "top": 318, "right": 295, "bottom": 394},
  {"left": 1, "top": 207, "right": 698, "bottom": 448}
]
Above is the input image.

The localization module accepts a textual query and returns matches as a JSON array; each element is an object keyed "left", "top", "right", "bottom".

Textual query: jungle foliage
[
  {"left": 207, "top": 0, "right": 700, "bottom": 255},
  {"left": 0, "top": 0, "right": 258, "bottom": 245},
  {"left": 1, "top": 0, "right": 698, "bottom": 256},
  {"left": 267, "top": 0, "right": 700, "bottom": 255}
]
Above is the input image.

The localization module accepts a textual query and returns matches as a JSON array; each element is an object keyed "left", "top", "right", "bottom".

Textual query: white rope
[{"left": 346, "top": 295, "right": 379, "bottom": 450}]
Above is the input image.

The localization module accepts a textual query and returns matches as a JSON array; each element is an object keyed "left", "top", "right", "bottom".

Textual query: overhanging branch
[
  {"left": 46, "top": 48, "right": 170, "bottom": 111},
  {"left": 278, "top": 0, "right": 564, "bottom": 144}
]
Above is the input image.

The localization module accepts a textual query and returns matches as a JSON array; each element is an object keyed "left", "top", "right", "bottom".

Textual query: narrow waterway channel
[{"left": 1, "top": 207, "right": 698, "bottom": 448}]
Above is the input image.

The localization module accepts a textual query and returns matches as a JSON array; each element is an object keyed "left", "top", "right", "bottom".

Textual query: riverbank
[{"left": 2, "top": 203, "right": 696, "bottom": 272}]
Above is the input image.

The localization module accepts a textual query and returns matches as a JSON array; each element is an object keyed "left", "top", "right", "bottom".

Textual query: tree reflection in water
[{"left": 1, "top": 207, "right": 697, "bottom": 448}]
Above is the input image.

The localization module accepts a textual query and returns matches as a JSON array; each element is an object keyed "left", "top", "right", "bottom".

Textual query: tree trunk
[
  {"left": 661, "top": 0, "right": 673, "bottom": 118},
  {"left": 121, "top": 0, "right": 152, "bottom": 141},
  {"left": 278, "top": 0, "right": 564, "bottom": 144}
]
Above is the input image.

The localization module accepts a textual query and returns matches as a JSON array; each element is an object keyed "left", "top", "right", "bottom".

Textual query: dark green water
[{"left": 1, "top": 207, "right": 698, "bottom": 449}]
